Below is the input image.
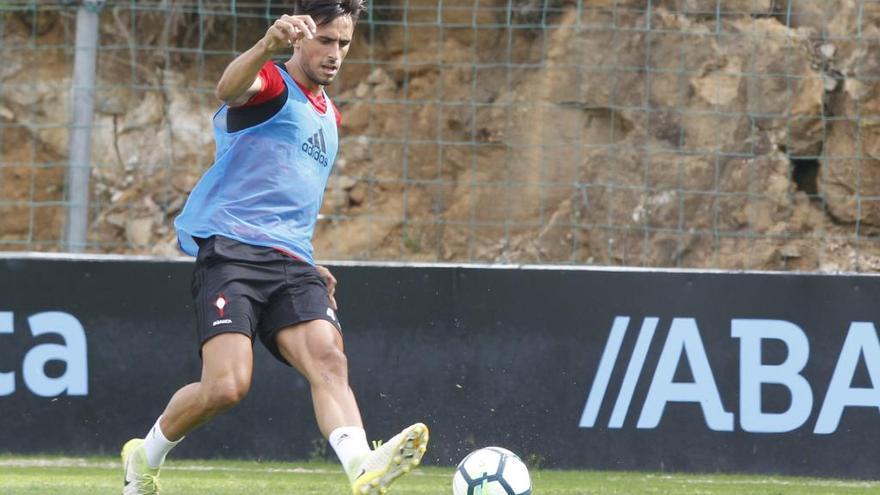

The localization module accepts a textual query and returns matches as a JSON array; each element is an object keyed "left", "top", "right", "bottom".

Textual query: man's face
[{"left": 295, "top": 14, "right": 354, "bottom": 87}]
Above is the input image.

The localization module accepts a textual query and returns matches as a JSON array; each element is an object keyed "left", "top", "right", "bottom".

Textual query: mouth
[{"left": 321, "top": 64, "right": 339, "bottom": 76}]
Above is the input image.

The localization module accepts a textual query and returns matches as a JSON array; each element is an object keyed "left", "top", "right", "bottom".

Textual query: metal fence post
[{"left": 64, "top": 0, "right": 104, "bottom": 252}]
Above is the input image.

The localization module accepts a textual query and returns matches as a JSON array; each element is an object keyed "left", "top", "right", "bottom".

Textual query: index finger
[{"left": 302, "top": 15, "right": 317, "bottom": 34}]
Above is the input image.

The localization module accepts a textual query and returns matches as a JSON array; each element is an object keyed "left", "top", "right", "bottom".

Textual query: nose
[{"left": 329, "top": 43, "right": 342, "bottom": 60}]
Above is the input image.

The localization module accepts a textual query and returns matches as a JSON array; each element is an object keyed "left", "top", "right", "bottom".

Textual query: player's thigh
[
  {"left": 200, "top": 332, "right": 254, "bottom": 390},
  {"left": 191, "top": 236, "right": 279, "bottom": 344},
  {"left": 258, "top": 262, "right": 342, "bottom": 366},
  {"left": 274, "top": 319, "right": 345, "bottom": 376}
]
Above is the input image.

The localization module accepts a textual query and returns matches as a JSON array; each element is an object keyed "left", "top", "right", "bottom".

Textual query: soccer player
[{"left": 120, "top": 1, "right": 429, "bottom": 494}]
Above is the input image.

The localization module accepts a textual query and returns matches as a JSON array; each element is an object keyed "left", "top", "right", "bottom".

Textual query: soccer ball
[{"left": 452, "top": 447, "right": 531, "bottom": 495}]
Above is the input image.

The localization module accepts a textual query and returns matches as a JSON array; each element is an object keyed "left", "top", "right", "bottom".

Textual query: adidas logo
[{"left": 301, "top": 128, "right": 330, "bottom": 167}]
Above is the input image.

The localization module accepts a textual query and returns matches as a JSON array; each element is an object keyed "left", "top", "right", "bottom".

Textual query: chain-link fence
[{"left": 1, "top": 0, "right": 879, "bottom": 270}]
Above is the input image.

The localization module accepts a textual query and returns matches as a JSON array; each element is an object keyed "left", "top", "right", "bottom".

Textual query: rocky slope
[{"left": 1, "top": 0, "right": 878, "bottom": 270}]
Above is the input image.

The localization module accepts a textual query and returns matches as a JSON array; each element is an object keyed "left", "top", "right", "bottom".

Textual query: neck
[{"left": 285, "top": 59, "right": 322, "bottom": 96}]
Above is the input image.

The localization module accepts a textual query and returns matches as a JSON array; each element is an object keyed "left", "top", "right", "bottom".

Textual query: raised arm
[{"left": 215, "top": 14, "right": 317, "bottom": 106}]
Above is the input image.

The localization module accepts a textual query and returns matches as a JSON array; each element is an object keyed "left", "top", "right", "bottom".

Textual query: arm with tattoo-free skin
[{"left": 215, "top": 14, "right": 317, "bottom": 106}]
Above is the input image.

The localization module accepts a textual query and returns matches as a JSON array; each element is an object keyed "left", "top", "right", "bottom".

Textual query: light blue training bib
[{"left": 175, "top": 65, "right": 338, "bottom": 265}]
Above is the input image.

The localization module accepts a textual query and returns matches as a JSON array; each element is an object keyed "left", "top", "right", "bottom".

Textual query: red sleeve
[{"left": 243, "top": 61, "right": 285, "bottom": 107}]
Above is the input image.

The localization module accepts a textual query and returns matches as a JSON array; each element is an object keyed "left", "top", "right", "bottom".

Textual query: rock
[
  {"left": 781, "top": 245, "right": 801, "bottom": 259},
  {"left": 657, "top": 0, "right": 774, "bottom": 15},
  {"left": 165, "top": 196, "right": 186, "bottom": 215},
  {"left": 151, "top": 241, "right": 182, "bottom": 258},
  {"left": 354, "top": 81, "right": 370, "bottom": 99},
  {"left": 692, "top": 58, "right": 743, "bottom": 106},
  {"left": 165, "top": 87, "right": 214, "bottom": 165},
  {"left": 739, "top": 19, "right": 824, "bottom": 157},
  {"left": 105, "top": 213, "right": 126, "bottom": 229},
  {"left": 819, "top": 25, "right": 880, "bottom": 231},
  {"left": 823, "top": 73, "right": 839, "bottom": 92},
  {"left": 779, "top": 0, "right": 859, "bottom": 35},
  {"left": 366, "top": 68, "right": 395, "bottom": 89},
  {"left": 323, "top": 180, "right": 349, "bottom": 212},
  {"left": 95, "top": 86, "right": 132, "bottom": 116},
  {"left": 819, "top": 43, "right": 837, "bottom": 59},
  {"left": 0, "top": 104, "right": 14, "bottom": 121},
  {"left": 125, "top": 217, "right": 154, "bottom": 246},
  {"left": 348, "top": 183, "right": 367, "bottom": 206},
  {"left": 171, "top": 172, "right": 199, "bottom": 193},
  {"left": 335, "top": 175, "right": 358, "bottom": 190},
  {"left": 339, "top": 102, "right": 370, "bottom": 134}
]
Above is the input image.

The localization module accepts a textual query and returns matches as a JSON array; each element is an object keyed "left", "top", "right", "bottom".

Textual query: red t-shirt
[{"left": 244, "top": 61, "right": 341, "bottom": 126}]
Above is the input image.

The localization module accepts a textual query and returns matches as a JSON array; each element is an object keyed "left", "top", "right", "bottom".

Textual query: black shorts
[{"left": 190, "top": 236, "right": 341, "bottom": 366}]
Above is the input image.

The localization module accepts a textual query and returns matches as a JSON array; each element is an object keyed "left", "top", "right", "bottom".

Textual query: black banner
[{"left": 1, "top": 255, "right": 879, "bottom": 478}]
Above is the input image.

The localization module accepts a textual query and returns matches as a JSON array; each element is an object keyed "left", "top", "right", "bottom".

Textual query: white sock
[
  {"left": 142, "top": 416, "right": 183, "bottom": 468},
  {"left": 329, "top": 426, "right": 371, "bottom": 481}
]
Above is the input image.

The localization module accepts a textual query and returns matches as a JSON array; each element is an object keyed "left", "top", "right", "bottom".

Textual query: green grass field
[{"left": 3, "top": 455, "right": 879, "bottom": 495}]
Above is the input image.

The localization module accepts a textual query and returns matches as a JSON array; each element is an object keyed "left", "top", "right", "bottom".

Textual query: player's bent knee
[
  {"left": 310, "top": 346, "right": 349, "bottom": 385},
  {"left": 204, "top": 377, "right": 250, "bottom": 410}
]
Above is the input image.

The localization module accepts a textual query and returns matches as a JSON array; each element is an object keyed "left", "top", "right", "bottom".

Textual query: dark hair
[{"left": 295, "top": 0, "right": 367, "bottom": 26}]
